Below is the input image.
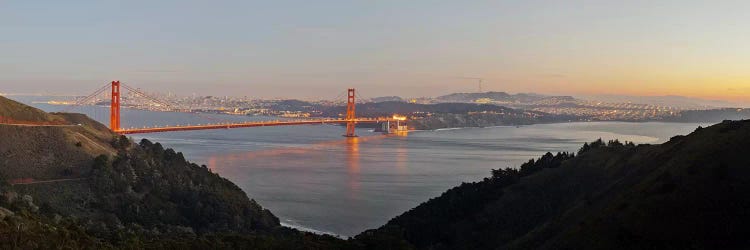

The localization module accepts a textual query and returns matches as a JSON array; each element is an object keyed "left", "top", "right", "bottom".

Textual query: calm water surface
[{"left": 20, "top": 96, "right": 706, "bottom": 236}]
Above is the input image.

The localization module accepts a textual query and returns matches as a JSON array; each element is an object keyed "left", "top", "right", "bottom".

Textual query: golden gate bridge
[{"left": 68, "top": 81, "right": 407, "bottom": 136}]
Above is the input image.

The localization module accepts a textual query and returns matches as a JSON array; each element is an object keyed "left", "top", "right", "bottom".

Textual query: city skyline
[{"left": 2, "top": 1, "right": 749, "bottom": 103}]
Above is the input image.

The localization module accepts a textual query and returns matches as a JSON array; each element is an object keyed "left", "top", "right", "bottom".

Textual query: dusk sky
[{"left": 1, "top": 1, "right": 749, "bottom": 102}]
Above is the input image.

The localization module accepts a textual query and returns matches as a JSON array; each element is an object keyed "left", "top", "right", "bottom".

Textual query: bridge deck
[{"left": 115, "top": 119, "right": 395, "bottom": 134}]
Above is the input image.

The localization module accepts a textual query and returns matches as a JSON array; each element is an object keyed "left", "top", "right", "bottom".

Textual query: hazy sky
[{"left": 1, "top": 1, "right": 749, "bottom": 102}]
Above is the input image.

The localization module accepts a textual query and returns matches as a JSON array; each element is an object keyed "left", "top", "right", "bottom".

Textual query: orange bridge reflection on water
[
  {"left": 345, "top": 137, "right": 361, "bottom": 197},
  {"left": 206, "top": 132, "right": 408, "bottom": 198}
]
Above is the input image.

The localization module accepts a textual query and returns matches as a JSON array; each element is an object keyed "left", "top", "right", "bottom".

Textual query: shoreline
[{"left": 280, "top": 221, "right": 347, "bottom": 239}]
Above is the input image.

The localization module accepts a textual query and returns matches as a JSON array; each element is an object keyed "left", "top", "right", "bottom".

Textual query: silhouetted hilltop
[{"left": 356, "top": 120, "right": 750, "bottom": 249}]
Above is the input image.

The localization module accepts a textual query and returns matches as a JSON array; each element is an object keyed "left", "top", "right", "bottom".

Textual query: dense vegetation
[
  {"left": 90, "top": 136, "right": 279, "bottom": 234},
  {"left": 0, "top": 136, "right": 353, "bottom": 249},
  {"left": 355, "top": 120, "right": 750, "bottom": 249},
  {"left": 355, "top": 150, "right": 578, "bottom": 249}
]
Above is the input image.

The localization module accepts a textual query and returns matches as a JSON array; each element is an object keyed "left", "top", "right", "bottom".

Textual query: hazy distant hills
[
  {"left": 381, "top": 91, "right": 744, "bottom": 110},
  {"left": 355, "top": 120, "right": 750, "bottom": 249},
  {"left": 435, "top": 91, "right": 576, "bottom": 104},
  {"left": 577, "top": 94, "right": 741, "bottom": 109},
  {"left": 370, "top": 96, "right": 404, "bottom": 103}
]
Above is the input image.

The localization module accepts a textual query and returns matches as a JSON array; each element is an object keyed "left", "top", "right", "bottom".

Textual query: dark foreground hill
[
  {"left": 0, "top": 96, "right": 349, "bottom": 248},
  {"left": 355, "top": 120, "right": 750, "bottom": 249}
]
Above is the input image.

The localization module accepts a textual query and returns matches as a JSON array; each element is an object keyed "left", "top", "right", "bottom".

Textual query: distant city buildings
[{"left": 54, "top": 90, "right": 699, "bottom": 122}]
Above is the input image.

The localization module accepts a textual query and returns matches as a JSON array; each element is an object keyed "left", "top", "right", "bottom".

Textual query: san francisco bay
[{"left": 21, "top": 96, "right": 706, "bottom": 237}]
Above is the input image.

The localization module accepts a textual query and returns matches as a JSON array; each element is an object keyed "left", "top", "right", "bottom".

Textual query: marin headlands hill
[{"left": 2, "top": 1, "right": 750, "bottom": 249}]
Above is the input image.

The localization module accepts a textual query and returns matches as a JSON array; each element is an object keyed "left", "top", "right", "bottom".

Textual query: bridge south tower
[
  {"left": 344, "top": 88, "right": 357, "bottom": 137},
  {"left": 110, "top": 80, "right": 121, "bottom": 132}
]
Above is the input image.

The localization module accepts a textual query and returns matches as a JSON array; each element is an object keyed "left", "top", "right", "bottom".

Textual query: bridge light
[{"left": 392, "top": 114, "right": 407, "bottom": 121}]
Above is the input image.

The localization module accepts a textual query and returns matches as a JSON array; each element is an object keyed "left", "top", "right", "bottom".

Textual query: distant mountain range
[
  {"left": 435, "top": 91, "right": 576, "bottom": 104},
  {"left": 370, "top": 96, "right": 404, "bottom": 103},
  {"left": 372, "top": 91, "right": 744, "bottom": 110}
]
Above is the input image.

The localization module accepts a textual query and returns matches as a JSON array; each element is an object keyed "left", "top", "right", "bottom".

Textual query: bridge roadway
[{"left": 115, "top": 118, "right": 396, "bottom": 134}]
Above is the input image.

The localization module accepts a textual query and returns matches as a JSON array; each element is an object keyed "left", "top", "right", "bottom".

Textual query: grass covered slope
[
  {"left": 357, "top": 120, "right": 750, "bottom": 249},
  {"left": 0, "top": 97, "right": 115, "bottom": 180},
  {"left": 0, "top": 96, "right": 66, "bottom": 123}
]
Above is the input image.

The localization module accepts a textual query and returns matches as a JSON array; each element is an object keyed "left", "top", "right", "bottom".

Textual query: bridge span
[
  {"left": 116, "top": 118, "right": 394, "bottom": 134},
  {"left": 74, "top": 81, "right": 407, "bottom": 136}
]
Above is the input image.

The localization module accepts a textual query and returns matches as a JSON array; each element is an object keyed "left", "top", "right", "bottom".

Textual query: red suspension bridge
[{"left": 69, "top": 81, "right": 407, "bottom": 136}]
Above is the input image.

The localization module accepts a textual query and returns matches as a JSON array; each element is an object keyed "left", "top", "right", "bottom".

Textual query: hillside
[
  {"left": 0, "top": 96, "right": 66, "bottom": 123},
  {"left": 0, "top": 96, "right": 114, "bottom": 180},
  {"left": 356, "top": 120, "right": 750, "bottom": 249},
  {"left": 0, "top": 96, "right": 350, "bottom": 248}
]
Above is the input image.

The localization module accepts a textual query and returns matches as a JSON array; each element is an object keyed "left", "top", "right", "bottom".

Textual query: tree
[{"left": 578, "top": 142, "right": 591, "bottom": 155}]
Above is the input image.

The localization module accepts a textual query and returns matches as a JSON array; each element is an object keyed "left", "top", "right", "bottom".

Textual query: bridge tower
[
  {"left": 344, "top": 88, "right": 357, "bottom": 137},
  {"left": 110, "top": 80, "right": 121, "bottom": 132}
]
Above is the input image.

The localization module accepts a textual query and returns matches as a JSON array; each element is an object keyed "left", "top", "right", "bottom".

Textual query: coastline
[{"left": 280, "top": 221, "right": 347, "bottom": 239}]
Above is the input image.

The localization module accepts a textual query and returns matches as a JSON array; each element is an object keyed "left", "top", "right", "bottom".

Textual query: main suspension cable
[
  {"left": 62, "top": 82, "right": 110, "bottom": 113},
  {"left": 122, "top": 83, "right": 233, "bottom": 125}
]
